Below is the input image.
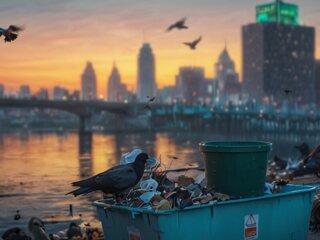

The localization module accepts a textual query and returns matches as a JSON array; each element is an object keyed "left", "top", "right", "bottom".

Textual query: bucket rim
[{"left": 199, "top": 141, "right": 272, "bottom": 152}]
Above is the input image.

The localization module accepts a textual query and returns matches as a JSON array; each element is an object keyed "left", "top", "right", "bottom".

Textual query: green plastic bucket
[{"left": 199, "top": 141, "right": 272, "bottom": 198}]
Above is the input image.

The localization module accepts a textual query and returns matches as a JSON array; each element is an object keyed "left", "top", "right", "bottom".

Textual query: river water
[{"left": 0, "top": 130, "right": 319, "bottom": 234}]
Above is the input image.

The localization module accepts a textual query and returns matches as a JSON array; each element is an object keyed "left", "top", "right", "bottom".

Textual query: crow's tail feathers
[{"left": 66, "top": 187, "right": 93, "bottom": 197}]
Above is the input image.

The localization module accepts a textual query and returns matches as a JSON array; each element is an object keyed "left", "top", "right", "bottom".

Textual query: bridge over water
[
  {"left": 0, "top": 99, "right": 319, "bottom": 133},
  {"left": 0, "top": 99, "right": 150, "bottom": 132}
]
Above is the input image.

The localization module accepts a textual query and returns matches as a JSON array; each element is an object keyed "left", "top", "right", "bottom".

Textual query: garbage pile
[
  {"left": 266, "top": 143, "right": 320, "bottom": 182},
  {"left": 102, "top": 149, "right": 289, "bottom": 211}
]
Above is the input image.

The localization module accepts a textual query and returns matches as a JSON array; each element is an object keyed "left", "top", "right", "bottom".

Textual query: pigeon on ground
[
  {"left": 166, "top": 18, "right": 188, "bottom": 32},
  {"left": 2, "top": 228, "right": 31, "bottom": 240},
  {"left": 67, "top": 152, "right": 152, "bottom": 196},
  {"left": 183, "top": 36, "right": 202, "bottom": 50},
  {"left": 28, "top": 217, "right": 50, "bottom": 240},
  {"left": 0, "top": 25, "right": 24, "bottom": 42}
]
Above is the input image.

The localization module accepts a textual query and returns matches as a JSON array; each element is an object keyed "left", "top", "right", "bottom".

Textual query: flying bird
[
  {"left": 148, "top": 96, "right": 156, "bottom": 102},
  {"left": 166, "top": 17, "right": 188, "bottom": 32},
  {"left": 144, "top": 104, "right": 151, "bottom": 110},
  {"left": 0, "top": 25, "right": 24, "bottom": 42},
  {"left": 67, "top": 152, "right": 152, "bottom": 196},
  {"left": 284, "top": 89, "right": 293, "bottom": 95},
  {"left": 183, "top": 36, "right": 202, "bottom": 50}
]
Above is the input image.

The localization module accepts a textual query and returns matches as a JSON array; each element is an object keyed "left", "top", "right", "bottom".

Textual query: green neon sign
[{"left": 256, "top": 1, "right": 299, "bottom": 25}]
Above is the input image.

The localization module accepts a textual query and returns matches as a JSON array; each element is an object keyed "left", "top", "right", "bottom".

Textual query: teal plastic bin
[{"left": 94, "top": 184, "right": 316, "bottom": 240}]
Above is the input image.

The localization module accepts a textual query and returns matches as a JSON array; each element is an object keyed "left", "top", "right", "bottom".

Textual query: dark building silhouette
[
  {"left": 0, "top": 84, "right": 4, "bottom": 98},
  {"left": 315, "top": 60, "right": 320, "bottom": 106},
  {"left": 19, "top": 85, "right": 31, "bottom": 99},
  {"left": 36, "top": 88, "right": 49, "bottom": 100},
  {"left": 69, "top": 90, "right": 80, "bottom": 101},
  {"left": 81, "top": 61, "right": 97, "bottom": 101},
  {"left": 137, "top": 43, "right": 157, "bottom": 101},
  {"left": 107, "top": 63, "right": 127, "bottom": 102},
  {"left": 53, "top": 86, "right": 69, "bottom": 100},
  {"left": 176, "top": 67, "right": 205, "bottom": 105},
  {"left": 242, "top": 0, "right": 315, "bottom": 106},
  {"left": 214, "top": 45, "right": 241, "bottom": 105}
]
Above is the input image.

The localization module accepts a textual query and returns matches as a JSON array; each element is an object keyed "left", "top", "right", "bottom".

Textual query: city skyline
[{"left": 0, "top": 0, "right": 319, "bottom": 95}]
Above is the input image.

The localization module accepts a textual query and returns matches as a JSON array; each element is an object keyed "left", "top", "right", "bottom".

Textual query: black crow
[
  {"left": 0, "top": 25, "right": 24, "bottom": 42},
  {"left": 166, "top": 18, "right": 188, "bottom": 32},
  {"left": 67, "top": 153, "right": 151, "bottom": 196},
  {"left": 183, "top": 36, "right": 202, "bottom": 50}
]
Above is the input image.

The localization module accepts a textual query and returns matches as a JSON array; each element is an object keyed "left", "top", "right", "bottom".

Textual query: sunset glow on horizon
[{"left": 0, "top": 0, "right": 319, "bottom": 96}]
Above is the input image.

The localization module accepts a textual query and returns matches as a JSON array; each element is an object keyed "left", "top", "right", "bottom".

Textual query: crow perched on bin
[{"left": 67, "top": 153, "right": 152, "bottom": 196}]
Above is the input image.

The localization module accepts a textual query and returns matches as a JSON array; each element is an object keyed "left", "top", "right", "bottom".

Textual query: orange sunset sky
[{"left": 0, "top": 0, "right": 319, "bottom": 97}]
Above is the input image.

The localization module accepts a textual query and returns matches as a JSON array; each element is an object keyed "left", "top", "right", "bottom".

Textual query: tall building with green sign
[
  {"left": 256, "top": 0, "right": 299, "bottom": 25},
  {"left": 242, "top": 0, "right": 315, "bottom": 106}
]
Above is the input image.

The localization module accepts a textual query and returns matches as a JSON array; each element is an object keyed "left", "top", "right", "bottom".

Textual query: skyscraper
[
  {"left": 315, "top": 60, "right": 320, "bottom": 106},
  {"left": 19, "top": 85, "right": 31, "bottom": 99},
  {"left": 107, "top": 63, "right": 127, "bottom": 102},
  {"left": 242, "top": 0, "right": 315, "bottom": 105},
  {"left": 81, "top": 61, "right": 97, "bottom": 101},
  {"left": 176, "top": 67, "right": 205, "bottom": 105},
  {"left": 53, "top": 86, "right": 68, "bottom": 100},
  {"left": 37, "top": 88, "right": 49, "bottom": 100},
  {"left": 214, "top": 45, "right": 241, "bottom": 105},
  {"left": 0, "top": 84, "right": 4, "bottom": 98},
  {"left": 137, "top": 43, "right": 156, "bottom": 101}
]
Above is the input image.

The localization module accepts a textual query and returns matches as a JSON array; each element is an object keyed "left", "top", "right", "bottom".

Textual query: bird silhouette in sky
[
  {"left": 284, "top": 89, "right": 293, "bottom": 95},
  {"left": 144, "top": 96, "right": 156, "bottom": 110},
  {"left": 0, "top": 25, "right": 24, "bottom": 42},
  {"left": 147, "top": 96, "right": 156, "bottom": 102},
  {"left": 183, "top": 36, "right": 202, "bottom": 50},
  {"left": 166, "top": 17, "right": 188, "bottom": 32}
]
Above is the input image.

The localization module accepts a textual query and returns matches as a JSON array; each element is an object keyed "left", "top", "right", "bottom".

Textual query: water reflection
[
  {"left": 0, "top": 130, "right": 320, "bottom": 233},
  {"left": 79, "top": 133, "right": 93, "bottom": 178}
]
